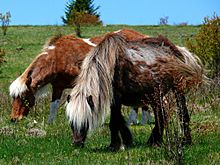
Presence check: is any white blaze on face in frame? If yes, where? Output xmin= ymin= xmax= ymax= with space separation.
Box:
xmin=9 ymin=77 xmax=28 ymax=97
xmin=82 ymin=39 xmax=97 ymax=47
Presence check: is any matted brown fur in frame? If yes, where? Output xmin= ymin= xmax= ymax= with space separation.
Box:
xmin=44 ymin=34 xmax=63 ymax=47
xmin=22 ymin=35 xmax=92 ymax=90
xmin=139 ymin=35 xmax=183 ymax=57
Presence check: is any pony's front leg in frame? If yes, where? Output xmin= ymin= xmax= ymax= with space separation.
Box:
xmin=175 ymin=91 xmax=192 ymax=145
xmin=109 ymin=102 xmax=123 ymax=151
xmin=109 ymin=100 xmax=133 ymax=151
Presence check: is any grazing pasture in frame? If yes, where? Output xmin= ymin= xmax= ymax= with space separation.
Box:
xmin=0 ymin=25 xmax=220 ymax=164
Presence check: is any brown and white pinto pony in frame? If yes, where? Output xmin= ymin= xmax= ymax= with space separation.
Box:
xmin=9 ymin=29 xmax=148 ymax=123
xmin=66 ymin=32 xmax=204 ymax=150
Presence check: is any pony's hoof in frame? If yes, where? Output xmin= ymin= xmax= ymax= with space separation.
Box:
xmin=182 ymin=137 xmax=192 ymax=145
xmin=122 ymin=140 xmax=133 ymax=148
xmin=10 ymin=118 xmax=16 ymax=123
xmin=119 ymin=144 xmax=125 ymax=151
xmin=147 ymin=141 xmax=161 ymax=148
xmin=73 ymin=142 xmax=85 ymax=148
xmin=108 ymin=144 xmax=125 ymax=151
xmin=147 ymin=137 xmax=162 ymax=147
xmin=124 ymin=142 xmax=133 ymax=149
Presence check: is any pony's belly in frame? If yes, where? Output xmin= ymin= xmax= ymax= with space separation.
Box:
xmin=120 ymin=93 xmax=148 ymax=107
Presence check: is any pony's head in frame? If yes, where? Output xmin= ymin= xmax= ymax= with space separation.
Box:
xmin=66 ymin=94 xmax=92 ymax=147
xmin=66 ymin=89 xmax=99 ymax=146
xmin=66 ymin=33 xmax=125 ymax=146
xmin=10 ymin=94 xmax=35 ymax=121
xmin=9 ymin=76 xmax=35 ymax=121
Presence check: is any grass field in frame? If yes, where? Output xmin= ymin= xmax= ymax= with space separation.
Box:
xmin=0 ymin=25 xmax=220 ymax=164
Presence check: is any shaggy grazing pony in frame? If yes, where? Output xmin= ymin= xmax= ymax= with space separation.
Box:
xmin=9 ymin=29 xmax=148 ymax=122
xmin=66 ymin=32 xmax=204 ymax=150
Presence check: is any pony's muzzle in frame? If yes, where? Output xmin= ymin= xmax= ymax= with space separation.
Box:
xmin=10 ymin=118 xmax=16 ymax=123
xmin=73 ymin=133 xmax=86 ymax=148
xmin=10 ymin=114 xmax=23 ymax=123
xmin=73 ymin=131 xmax=87 ymax=148
xmin=71 ymin=123 xmax=89 ymax=148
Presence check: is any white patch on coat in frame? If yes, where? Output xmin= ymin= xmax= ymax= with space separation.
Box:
xmin=82 ymin=39 xmax=97 ymax=47
xmin=40 ymin=52 xmax=48 ymax=55
xmin=37 ymin=52 xmax=49 ymax=58
xmin=48 ymin=45 xmax=55 ymax=50
xmin=113 ymin=30 xmax=122 ymax=34
xmin=9 ymin=77 xmax=28 ymax=97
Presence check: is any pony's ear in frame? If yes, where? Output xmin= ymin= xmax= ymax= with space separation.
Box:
xmin=25 ymin=70 xmax=33 ymax=89
xmin=86 ymin=95 xmax=94 ymax=111
xmin=25 ymin=76 xmax=32 ymax=89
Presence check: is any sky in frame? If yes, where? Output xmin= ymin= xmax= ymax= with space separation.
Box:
xmin=1 ymin=0 xmax=220 ymax=26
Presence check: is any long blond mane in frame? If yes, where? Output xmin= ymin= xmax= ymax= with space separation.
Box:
xmin=66 ymin=34 xmax=126 ymax=131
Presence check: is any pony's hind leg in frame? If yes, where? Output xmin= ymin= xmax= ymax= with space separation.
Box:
xmin=48 ymin=86 xmax=63 ymax=123
xmin=147 ymin=95 xmax=166 ymax=146
xmin=119 ymin=113 xmax=133 ymax=148
xmin=109 ymin=100 xmax=133 ymax=151
xmin=175 ymin=91 xmax=192 ymax=145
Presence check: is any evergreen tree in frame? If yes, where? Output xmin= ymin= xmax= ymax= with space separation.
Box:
xmin=61 ymin=0 xmax=101 ymax=37
xmin=61 ymin=0 xmax=100 ymax=26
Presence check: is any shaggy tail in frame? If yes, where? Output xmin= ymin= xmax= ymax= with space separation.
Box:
xmin=173 ymin=46 xmax=205 ymax=89
xmin=66 ymin=33 xmax=126 ymax=131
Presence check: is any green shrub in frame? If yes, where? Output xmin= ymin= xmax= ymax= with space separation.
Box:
xmin=0 ymin=48 xmax=5 ymax=74
xmin=0 ymin=48 xmax=5 ymax=65
xmin=72 ymin=11 xmax=102 ymax=37
xmin=186 ymin=14 xmax=220 ymax=77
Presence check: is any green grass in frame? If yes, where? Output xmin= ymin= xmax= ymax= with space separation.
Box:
xmin=0 ymin=25 xmax=219 ymax=164
xmin=0 ymin=121 xmax=165 ymax=164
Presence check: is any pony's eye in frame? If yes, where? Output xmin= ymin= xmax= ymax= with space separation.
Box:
xmin=86 ymin=95 xmax=94 ymax=110
xmin=67 ymin=95 xmax=71 ymax=103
